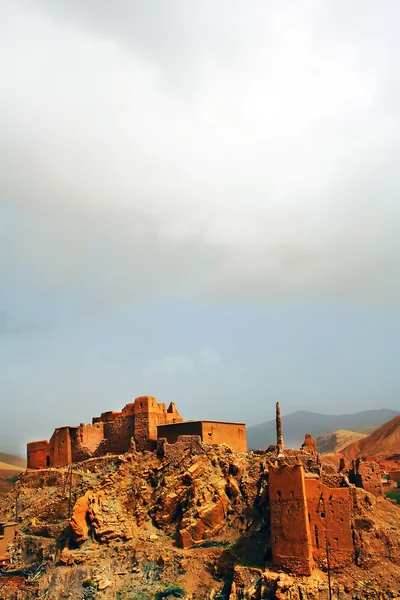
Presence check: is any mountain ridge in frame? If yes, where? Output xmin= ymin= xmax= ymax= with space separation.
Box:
xmin=247 ymin=408 xmax=399 ymax=450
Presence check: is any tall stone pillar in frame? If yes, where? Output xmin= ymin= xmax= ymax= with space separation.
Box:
xmin=276 ymin=402 xmax=285 ymax=457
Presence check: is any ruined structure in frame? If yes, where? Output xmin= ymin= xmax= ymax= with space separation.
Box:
xmin=157 ymin=420 xmax=247 ymax=453
xmin=0 ymin=522 xmax=17 ymax=565
xmin=269 ymin=464 xmax=354 ymax=574
xmin=3 ymin=400 xmax=398 ymax=598
xmin=348 ymin=458 xmax=383 ymax=496
xmin=27 ymin=396 xmax=248 ymax=468
xmin=27 ymin=396 xmax=183 ymax=469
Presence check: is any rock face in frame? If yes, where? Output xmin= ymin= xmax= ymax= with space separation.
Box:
xmin=66 ymin=447 xmax=264 ymax=550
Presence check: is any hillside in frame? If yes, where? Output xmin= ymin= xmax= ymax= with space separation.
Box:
xmin=316 ymin=429 xmax=368 ymax=454
xmin=0 ymin=452 xmax=26 ymax=502
xmin=247 ymin=408 xmax=398 ymax=450
xmin=342 ymin=414 xmax=400 ymax=459
xmin=0 ymin=452 xmax=26 ymax=469
xmin=1 ymin=445 xmax=400 ymax=598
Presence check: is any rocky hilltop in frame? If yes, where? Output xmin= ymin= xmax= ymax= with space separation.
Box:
xmin=1 ymin=438 xmax=399 ymax=599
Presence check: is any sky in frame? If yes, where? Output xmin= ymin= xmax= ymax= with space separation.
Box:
xmin=1 ymin=1 xmax=400 ymax=455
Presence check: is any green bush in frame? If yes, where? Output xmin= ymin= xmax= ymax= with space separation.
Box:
xmin=385 ymin=489 xmax=400 ymax=504
xmin=155 ymin=585 xmax=186 ymax=599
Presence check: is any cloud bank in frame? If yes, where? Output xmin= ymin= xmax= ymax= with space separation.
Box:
xmin=1 ymin=0 xmax=400 ymax=314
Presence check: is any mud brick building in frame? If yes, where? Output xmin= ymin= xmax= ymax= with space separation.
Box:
xmin=269 ymin=463 xmax=353 ymax=574
xmin=0 ymin=522 xmax=17 ymax=564
xmin=27 ymin=396 xmax=183 ymax=469
xmin=157 ymin=420 xmax=247 ymax=453
xmin=27 ymin=396 xmax=247 ymax=468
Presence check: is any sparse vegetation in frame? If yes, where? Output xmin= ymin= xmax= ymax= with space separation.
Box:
xmin=385 ymin=489 xmax=400 ymax=504
xmin=155 ymin=584 xmax=186 ymax=599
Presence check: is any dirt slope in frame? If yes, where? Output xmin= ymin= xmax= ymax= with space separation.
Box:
xmin=0 ymin=453 xmax=26 ymax=469
xmin=317 ymin=429 xmax=367 ymax=454
xmin=342 ymin=414 xmax=400 ymax=459
xmin=0 ymin=453 xmax=26 ymax=502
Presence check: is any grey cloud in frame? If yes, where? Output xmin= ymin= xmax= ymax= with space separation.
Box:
xmin=1 ymin=0 xmax=400 ymax=313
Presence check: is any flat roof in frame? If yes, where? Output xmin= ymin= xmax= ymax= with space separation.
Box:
xmin=157 ymin=420 xmax=246 ymax=426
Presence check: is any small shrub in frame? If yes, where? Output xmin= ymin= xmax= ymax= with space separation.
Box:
xmin=155 ymin=585 xmax=186 ymax=599
xmin=82 ymin=579 xmax=97 ymax=589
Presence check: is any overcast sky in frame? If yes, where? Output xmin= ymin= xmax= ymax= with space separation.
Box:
xmin=1 ymin=1 xmax=400 ymax=455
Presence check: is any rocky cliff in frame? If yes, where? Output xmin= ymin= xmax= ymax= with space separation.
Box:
xmin=0 ymin=443 xmax=399 ymax=599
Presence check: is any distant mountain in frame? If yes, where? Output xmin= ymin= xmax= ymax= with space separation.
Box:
xmin=316 ymin=429 xmax=367 ymax=455
xmin=342 ymin=414 xmax=400 ymax=460
xmin=247 ymin=409 xmax=399 ymax=451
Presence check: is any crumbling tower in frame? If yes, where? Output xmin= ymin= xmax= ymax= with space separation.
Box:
xmin=276 ymin=402 xmax=285 ymax=457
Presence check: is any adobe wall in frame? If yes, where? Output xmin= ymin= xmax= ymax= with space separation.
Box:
xmin=0 ymin=523 xmax=17 ymax=557
xmin=132 ymin=397 xmax=183 ymax=451
xmin=26 ymin=396 xmax=192 ymax=467
xmin=349 ymin=459 xmax=383 ymax=497
xmin=157 ymin=421 xmax=203 ymax=445
xmin=70 ymin=422 xmax=105 ymax=463
xmin=157 ymin=421 xmax=247 ymax=452
xmin=93 ymin=411 xmax=122 ymax=424
xmin=304 ymin=478 xmax=353 ymax=568
xmin=157 ymin=435 xmax=203 ymax=464
xmin=27 ymin=440 xmax=50 ymax=469
xmin=49 ymin=427 xmax=73 ymax=467
xmin=201 ymin=422 xmax=247 ymax=452
xmin=268 ymin=464 xmax=314 ymax=575
xmin=103 ymin=415 xmax=135 ymax=454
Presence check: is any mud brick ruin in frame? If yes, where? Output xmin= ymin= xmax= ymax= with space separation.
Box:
xmin=25 ymin=397 xmax=390 ymax=578
xmin=27 ymin=396 xmax=247 ymax=469
xmin=0 ymin=522 xmax=17 ymax=565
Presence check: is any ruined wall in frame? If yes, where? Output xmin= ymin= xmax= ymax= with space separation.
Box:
xmin=27 ymin=396 xmax=183 ymax=467
xmin=157 ymin=421 xmax=247 ymax=452
xmin=156 ymin=435 xmax=203 ymax=464
xmin=27 ymin=440 xmax=50 ymax=469
xmin=93 ymin=411 xmax=122 ymax=424
xmin=268 ymin=464 xmax=314 ymax=575
xmin=102 ymin=416 xmax=134 ymax=454
xmin=305 ymin=478 xmax=353 ymax=568
xmin=49 ymin=427 xmax=73 ymax=467
xmin=132 ymin=397 xmax=183 ymax=450
xmin=70 ymin=422 xmax=105 ymax=463
xmin=157 ymin=421 xmax=203 ymax=445
xmin=0 ymin=523 xmax=17 ymax=557
xmin=349 ymin=459 xmax=383 ymax=497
